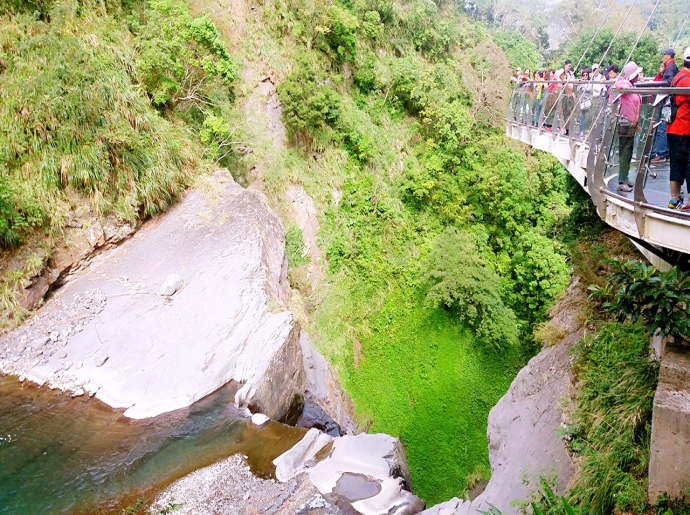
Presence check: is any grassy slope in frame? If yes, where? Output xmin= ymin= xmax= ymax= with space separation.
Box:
xmin=345 ymin=296 xmax=516 ymax=503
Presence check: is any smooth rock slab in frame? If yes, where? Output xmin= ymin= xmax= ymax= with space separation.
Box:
xmin=1 ymin=171 xmax=302 ymax=420
xmin=274 ymin=429 xmax=424 ymax=515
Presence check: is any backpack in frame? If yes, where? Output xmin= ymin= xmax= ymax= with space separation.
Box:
xmin=670 ymin=70 xmax=690 ymax=124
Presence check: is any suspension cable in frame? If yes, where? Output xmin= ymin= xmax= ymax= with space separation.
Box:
xmin=674 ymin=9 xmax=690 ymax=47
xmin=535 ymin=0 xmax=618 ymax=131
xmin=595 ymin=0 xmax=638 ymax=72
xmin=559 ymin=0 xmax=640 ymax=138
xmin=624 ymin=0 xmax=661 ymax=65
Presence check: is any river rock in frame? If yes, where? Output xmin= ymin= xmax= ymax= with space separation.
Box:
xmin=57 ymin=350 xmax=67 ymax=359
xmin=84 ymin=221 xmax=105 ymax=248
xmin=159 ymin=274 xmax=183 ymax=296
xmin=1 ymin=171 xmax=301 ymax=420
xmin=33 ymin=336 xmax=50 ymax=349
xmin=274 ymin=429 xmax=424 ymax=515
xmin=251 ymin=413 xmax=270 ymax=426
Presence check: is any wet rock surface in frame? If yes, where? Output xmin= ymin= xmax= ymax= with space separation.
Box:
xmin=296 ymin=398 xmax=342 ymax=437
xmin=274 ymin=429 xmax=424 ymax=515
xmin=149 ymin=454 xmax=342 ymax=515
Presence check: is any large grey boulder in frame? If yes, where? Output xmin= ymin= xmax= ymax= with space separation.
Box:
xmin=1 ymin=171 xmax=304 ymax=420
xmin=274 ymin=429 xmax=424 ymax=515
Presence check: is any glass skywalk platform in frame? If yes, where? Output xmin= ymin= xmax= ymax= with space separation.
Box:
xmin=506 ymin=82 xmax=690 ymax=268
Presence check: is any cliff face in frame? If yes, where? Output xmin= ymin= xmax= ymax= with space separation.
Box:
xmin=469 ymin=331 xmax=579 ymax=513
xmin=423 ymin=279 xmax=585 ymax=515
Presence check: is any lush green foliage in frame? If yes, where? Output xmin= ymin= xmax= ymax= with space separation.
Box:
xmin=285 ymin=224 xmax=309 ymax=269
xmin=527 ymin=478 xmax=582 ymax=515
xmin=277 ymin=56 xmax=341 ymax=138
xmin=0 ymin=176 xmax=46 ymax=248
xmin=589 ymin=259 xmax=690 ymax=342
xmin=493 ymin=29 xmax=540 ymax=70
xmin=265 ymin=0 xmax=576 ymax=502
xmin=424 ymin=228 xmax=519 ymax=349
xmin=1 ymin=0 xmax=581 ymax=504
xmin=0 ymin=0 xmax=236 ymax=250
xmin=510 ymin=230 xmax=570 ymax=322
xmin=128 ymin=0 xmax=235 ymax=108
xmin=560 ymin=29 xmax=659 ymax=75
xmin=0 ymin=2 xmax=199 ymax=246
xmin=322 ymin=294 xmax=515 ymax=504
xmin=566 ymin=323 xmax=658 ymax=515
xmin=481 ymin=477 xmax=582 ymax=515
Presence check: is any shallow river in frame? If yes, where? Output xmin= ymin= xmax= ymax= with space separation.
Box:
xmin=0 ymin=376 xmax=306 ymax=514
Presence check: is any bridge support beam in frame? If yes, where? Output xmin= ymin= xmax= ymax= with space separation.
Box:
xmin=648 ymin=342 xmax=690 ymax=503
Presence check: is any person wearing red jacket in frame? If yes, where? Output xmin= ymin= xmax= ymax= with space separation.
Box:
xmin=667 ymin=47 xmax=690 ymax=210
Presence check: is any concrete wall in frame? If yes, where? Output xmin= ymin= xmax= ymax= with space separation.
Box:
xmin=648 ymin=342 xmax=690 ymax=502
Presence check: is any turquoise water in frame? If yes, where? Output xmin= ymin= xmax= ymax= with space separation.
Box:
xmin=0 ymin=376 xmax=305 ymax=515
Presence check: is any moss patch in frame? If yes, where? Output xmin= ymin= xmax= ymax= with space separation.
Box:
xmin=335 ymin=289 xmax=517 ymax=505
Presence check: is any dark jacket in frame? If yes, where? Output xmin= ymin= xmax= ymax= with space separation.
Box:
xmin=662 ymin=60 xmax=680 ymax=84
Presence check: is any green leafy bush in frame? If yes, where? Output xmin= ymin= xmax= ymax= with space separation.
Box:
xmin=128 ymin=0 xmax=235 ymax=109
xmin=492 ymin=29 xmax=540 ymax=71
xmin=285 ymin=224 xmax=309 ymax=268
xmin=0 ymin=176 xmax=46 ymax=249
xmin=353 ymin=54 xmax=379 ymax=93
xmin=322 ymin=3 xmax=359 ymax=60
xmin=277 ymin=59 xmax=341 ymax=137
xmin=566 ymin=323 xmax=658 ymax=515
xmin=589 ymin=259 xmax=690 ymax=341
xmin=424 ymin=228 xmax=519 ymax=349
xmin=362 ymin=10 xmax=384 ymax=39
xmin=510 ymin=230 xmax=570 ymax=323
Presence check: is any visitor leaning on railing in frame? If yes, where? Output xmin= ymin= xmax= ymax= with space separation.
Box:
xmin=611 ymin=62 xmax=643 ymax=193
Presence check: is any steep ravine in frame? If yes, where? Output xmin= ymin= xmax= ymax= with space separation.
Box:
xmin=0 ymin=169 xmax=421 ymax=514
xmin=423 ymin=280 xmax=585 ymax=514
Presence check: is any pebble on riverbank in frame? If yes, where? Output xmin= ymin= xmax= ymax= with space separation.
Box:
xmin=148 ymin=454 xmax=339 ymax=515
xmin=0 ymin=289 xmax=109 ymax=395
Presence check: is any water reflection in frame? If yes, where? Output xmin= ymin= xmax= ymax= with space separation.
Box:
xmin=0 ymin=377 xmax=305 ymax=514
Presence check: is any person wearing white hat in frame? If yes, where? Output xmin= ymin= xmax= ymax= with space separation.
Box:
xmin=591 ymin=63 xmax=606 ymax=97
xmin=667 ymin=47 xmax=690 ymax=210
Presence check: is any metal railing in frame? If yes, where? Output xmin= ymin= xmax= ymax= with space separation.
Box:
xmin=506 ymin=81 xmax=690 ymax=267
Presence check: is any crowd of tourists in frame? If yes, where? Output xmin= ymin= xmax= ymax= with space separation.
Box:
xmin=510 ymin=60 xmax=620 ymax=136
xmin=510 ymin=46 xmax=690 ymax=209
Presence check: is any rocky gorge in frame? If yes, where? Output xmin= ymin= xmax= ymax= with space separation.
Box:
xmin=0 ymin=163 xmax=584 ymax=514
xmin=0 ymin=170 xmax=423 ymax=513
